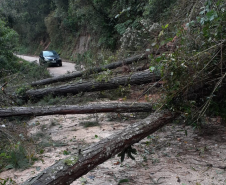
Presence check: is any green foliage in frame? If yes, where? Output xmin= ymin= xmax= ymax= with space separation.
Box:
xmin=196 ymin=0 xmax=226 ymax=43
xmin=44 ymin=12 xmax=63 ymax=48
xmin=0 ymin=152 xmax=11 ymax=171
xmin=0 ymin=178 xmax=16 ymax=185
xmin=115 ymin=19 xmax=133 ymax=35
xmin=208 ymin=100 xmax=226 ymax=121
xmin=0 ymin=0 xmax=179 ymax=53
xmin=16 ymin=85 xmax=30 ymax=96
xmin=39 ymin=149 xmax=44 ymax=154
xmin=0 ymin=56 xmax=50 ymax=87
xmin=143 ymin=0 xmax=177 ymax=22
xmin=0 ymin=0 xmax=52 ymax=45
xmin=0 ymin=57 xmax=50 ymax=106
xmin=0 ymin=19 xmax=18 ymax=58
xmin=148 ymin=0 xmax=226 ymax=123
xmin=19 ymin=61 xmax=50 ymax=80
xmin=118 ymin=179 xmax=129 ymax=184
xmin=118 ymin=145 xmax=137 ymax=162
xmin=96 ymin=69 xmax=112 ymax=82
xmin=64 ymin=157 xmax=78 ymax=166
xmin=74 ymin=51 xmax=95 ymax=67
xmin=36 ymin=95 xmax=66 ymax=106
xmin=0 ymin=19 xmax=19 ymax=78
xmin=63 ymin=150 xmax=70 ymax=155
xmin=0 ymin=143 xmax=33 ymax=171
xmin=79 ymin=121 xmax=99 ymax=128
xmin=8 ymin=145 xmax=30 ymax=169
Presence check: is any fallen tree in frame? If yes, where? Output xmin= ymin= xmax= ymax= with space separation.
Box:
xmin=21 ymin=111 xmax=177 ymax=185
xmin=0 ymin=102 xmax=152 ymax=117
xmin=31 ymin=53 xmax=149 ymax=87
xmin=26 ymin=70 xmax=161 ymax=100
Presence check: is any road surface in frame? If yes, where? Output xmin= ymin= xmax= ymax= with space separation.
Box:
xmin=17 ymin=55 xmax=76 ymax=77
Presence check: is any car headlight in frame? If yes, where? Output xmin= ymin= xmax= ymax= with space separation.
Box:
xmin=44 ymin=58 xmax=50 ymax=62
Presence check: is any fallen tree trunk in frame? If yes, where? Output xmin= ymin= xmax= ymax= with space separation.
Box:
xmin=31 ymin=53 xmax=149 ymax=87
xmin=21 ymin=111 xmax=177 ymax=185
xmin=26 ymin=70 xmax=160 ymax=100
xmin=0 ymin=102 xmax=152 ymax=117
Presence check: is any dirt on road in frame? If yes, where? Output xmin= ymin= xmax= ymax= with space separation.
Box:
xmin=0 ymin=111 xmax=225 ymax=185
xmin=17 ymin=55 xmax=76 ymax=77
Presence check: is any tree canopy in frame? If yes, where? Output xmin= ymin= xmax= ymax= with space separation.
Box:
xmin=0 ymin=19 xmax=19 ymax=77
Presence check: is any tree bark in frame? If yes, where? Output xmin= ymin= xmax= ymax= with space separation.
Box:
xmin=21 ymin=111 xmax=177 ymax=185
xmin=0 ymin=102 xmax=152 ymax=117
xmin=31 ymin=53 xmax=149 ymax=87
xmin=26 ymin=71 xmax=160 ymax=100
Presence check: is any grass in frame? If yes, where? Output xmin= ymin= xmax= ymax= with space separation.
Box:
xmin=31 ymin=131 xmax=51 ymax=146
xmin=79 ymin=121 xmax=99 ymax=128
xmin=50 ymin=119 xmax=60 ymax=127
xmin=0 ymin=143 xmax=37 ymax=171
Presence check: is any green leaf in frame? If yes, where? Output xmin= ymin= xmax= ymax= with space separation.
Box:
xmin=118 ymin=179 xmax=129 ymax=184
xmin=150 ymin=66 xmax=155 ymax=72
xmin=63 ymin=150 xmax=70 ymax=155
xmin=80 ymin=177 xmax=87 ymax=183
xmin=159 ymin=30 xmax=164 ymax=37
xmin=156 ymin=56 xmax=162 ymax=63
xmin=185 ymin=130 xmax=187 ymax=136
xmin=5 ymin=164 xmax=14 ymax=170
xmin=127 ymin=152 xmax=135 ymax=160
xmin=206 ymin=10 xmax=218 ymax=21
xmin=151 ymin=42 xmax=156 ymax=46
xmin=118 ymin=150 xmax=125 ymax=162
xmin=200 ymin=17 xmax=205 ymax=25
xmin=36 ymin=166 xmax=41 ymax=171
xmin=160 ymin=41 xmax=166 ymax=46
xmin=130 ymin=148 xmax=137 ymax=154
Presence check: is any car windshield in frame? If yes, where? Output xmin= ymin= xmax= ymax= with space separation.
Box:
xmin=43 ymin=51 xmax=58 ymax=57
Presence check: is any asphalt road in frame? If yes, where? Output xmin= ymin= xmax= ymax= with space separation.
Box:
xmin=17 ymin=55 xmax=76 ymax=77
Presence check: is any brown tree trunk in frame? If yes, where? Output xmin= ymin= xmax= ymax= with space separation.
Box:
xmin=0 ymin=102 xmax=152 ymax=117
xmin=26 ymin=71 xmax=160 ymax=100
xmin=31 ymin=53 xmax=149 ymax=87
xmin=21 ymin=111 xmax=177 ymax=185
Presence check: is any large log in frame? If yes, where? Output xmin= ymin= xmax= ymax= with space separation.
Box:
xmin=26 ymin=70 xmax=160 ymax=100
xmin=31 ymin=53 xmax=149 ymax=86
xmin=21 ymin=111 xmax=177 ymax=185
xmin=0 ymin=102 xmax=152 ymax=117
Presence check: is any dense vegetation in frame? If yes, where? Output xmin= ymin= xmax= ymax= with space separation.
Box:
xmin=0 ymin=19 xmax=19 ymax=77
xmin=0 ymin=0 xmax=177 ymax=56
xmin=0 ymin=16 xmax=50 ymax=177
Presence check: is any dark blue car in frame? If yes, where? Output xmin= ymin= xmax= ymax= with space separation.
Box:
xmin=39 ymin=50 xmax=62 ymax=67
